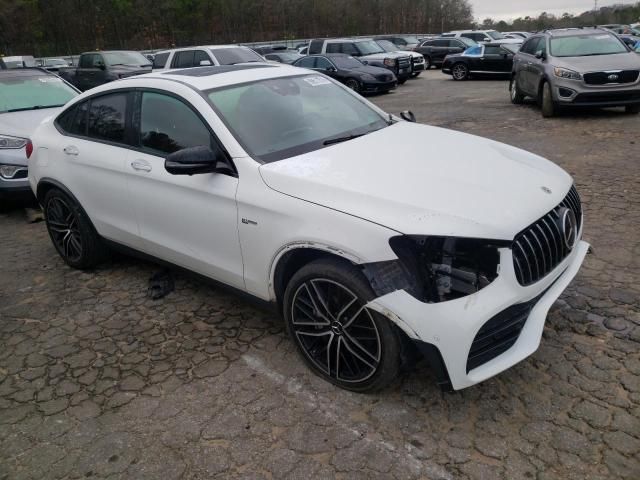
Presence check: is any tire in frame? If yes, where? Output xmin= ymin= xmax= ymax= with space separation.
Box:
xmin=424 ymin=57 xmax=431 ymax=70
xmin=540 ymin=81 xmax=558 ymax=118
xmin=625 ymin=104 xmax=640 ymax=114
xmin=43 ymin=188 xmax=107 ymax=269
xmin=510 ymin=76 xmax=525 ymax=104
xmin=283 ymin=258 xmax=402 ymax=393
xmin=345 ymin=78 xmax=360 ymax=92
xmin=451 ymin=63 xmax=469 ymax=81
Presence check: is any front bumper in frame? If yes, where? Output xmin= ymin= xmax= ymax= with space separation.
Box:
xmin=367 ymin=240 xmax=590 ymax=391
xmin=361 ymin=80 xmax=397 ymax=93
xmin=552 ymin=78 xmax=640 ymax=106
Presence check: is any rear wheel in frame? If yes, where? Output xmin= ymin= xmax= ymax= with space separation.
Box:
xmin=626 ymin=104 xmax=640 ymax=114
xmin=424 ymin=57 xmax=431 ymax=70
xmin=283 ymin=258 xmax=402 ymax=392
xmin=43 ymin=188 xmax=107 ymax=269
xmin=345 ymin=78 xmax=360 ymax=93
xmin=540 ymin=82 xmax=558 ymax=118
xmin=451 ymin=63 xmax=469 ymax=81
xmin=510 ymin=76 xmax=525 ymax=104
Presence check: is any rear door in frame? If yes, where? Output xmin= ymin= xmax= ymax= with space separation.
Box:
xmin=430 ymin=40 xmax=450 ymax=62
xmin=125 ymin=89 xmax=244 ymax=288
xmin=481 ymin=45 xmax=507 ymax=72
xmin=76 ymin=54 xmax=96 ymax=90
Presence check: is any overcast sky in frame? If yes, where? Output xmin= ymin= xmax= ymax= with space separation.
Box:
xmin=469 ymin=0 xmax=637 ymax=21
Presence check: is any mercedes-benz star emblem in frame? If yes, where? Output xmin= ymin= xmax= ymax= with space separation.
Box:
xmin=541 ymin=186 xmax=552 ymax=194
xmin=557 ymin=207 xmax=578 ymax=250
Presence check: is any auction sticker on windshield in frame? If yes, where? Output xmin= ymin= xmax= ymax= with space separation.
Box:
xmin=304 ymin=76 xmax=332 ymax=86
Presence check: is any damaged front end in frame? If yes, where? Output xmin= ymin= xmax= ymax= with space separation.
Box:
xmin=363 ymin=235 xmax=510 ymax=304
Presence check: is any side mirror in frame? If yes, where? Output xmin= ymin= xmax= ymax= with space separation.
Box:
xmin=535 ymin=50 xmax=546 ymax=60
xmin=199 ymin=60 xmax=212 ymax=66
xmin=165 ymin=146 xmax=221 ymax=175
xmin=400 ymin=110 xmax=416 ymax=122
xmin=97 ymin=63 xmax=106 ymax=70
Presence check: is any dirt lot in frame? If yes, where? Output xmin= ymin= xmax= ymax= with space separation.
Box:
xmin=1 ymin=70 xmax=639 ymax=480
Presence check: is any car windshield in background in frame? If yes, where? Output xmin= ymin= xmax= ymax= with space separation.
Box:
xmin=103 ymin=51 xmax=150 ymax=66
xmin=212 ymin=48 xmax=263 ymax=65
xmin=377 ymin=40 xmax=398 ymax=52
xmin=488 ymin=31 xmax=506 ymax=40
xmin=207 ymin=75 xmax=388 ymax=163
xmin=355 ymin=41 xmax=386 ymax=55
xmin=550 ymin=34 xmax=628 ymax=57
xmin=333 ymin=56 xmax=364 ymax=68
xmin=0 ymin=75 xmax=77 ymax=113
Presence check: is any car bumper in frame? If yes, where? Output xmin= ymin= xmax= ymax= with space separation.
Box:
xmin=412 ymin=62 xmax=425 ymax=73
xmin=552 ymin=81 xmax=640 ymax=106
xmin=366 ymin=239 xmax=590 ymax=391
xmin=362 ymin=80 xmax=397 ymax=93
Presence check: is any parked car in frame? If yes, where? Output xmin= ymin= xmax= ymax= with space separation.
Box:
xmin=153 ymin=45 xmax=265 ymax=70
xmin=58 ymin=51 xmax=151 ymax=91
xmin=599 ymin=24 xmax=640 ymax=36
xmin=29 ymin=64 xmax=588 ymax=392
xmin=0 ymin=68 xmax=79 ymax=199
xmin=441 ymin=30 xmax=522 ymax=45
xmin=36 ymin=58 xmax=71 ymax=72
xmin=504 ymin=32 xmax=532 ymax=39
xmin=619 ymin=34 xmax=640 ymax=51
xmin=252 ymin=45 xmax=288 ymax=55
xmin=373 ymin=35 xmax=420 ymax=51
xmin=510 ymin=28 xmax=640 ymax=117
xmin=293 ymin=53 xmax=397 ymax=94
xmin=0 ymin=55 xmax=36 ymax=69
xmin=264 ymin=51 xmax=303 ymax=65
xmin=414 ymin=37 xmax=477 ymax=69
xmin=442 ymin=43 xmax=519 ymax=80
xmin=308 ymin=38 xmax=412 ymax=83
xmin=375 ymin=40 xmax=425 ymax=76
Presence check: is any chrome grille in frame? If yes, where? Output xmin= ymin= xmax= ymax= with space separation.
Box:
xmin=512 ymin=186 xmax=582 ymax=286
xmin=583 ymin=70 xmax=639 ymax=85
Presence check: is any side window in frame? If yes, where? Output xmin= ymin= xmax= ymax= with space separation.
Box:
xmin=79 ymin=55 xmax=91 ymax=68
xmin=461 ymin=33 xmax=474 ymax=41
xmin=395 ymin=38 xmax=407 ymax=46
xmin=140 ymin=92 xmax=212 ymax=155
xmin=537 ymin=37 xmax=547 ymax=55
xmin=465 ymin=46 xmax=483 ymax=56
xmin=484 ymin=46 xmax=502 ymax=55
xmin=423 ymin=41 xmax=436 ymax=47
xmin=87 ymin=93 xmax=127 ymax=143
xmin=296 ymin=56 xmax=316 ymax=68
xmin=434 ymin=40 xmax=449 ymax=47
xmin=70 ymin=101 xmax=89 ymax=136
xmin=194 ymin=50 xmax=211 ymax=66
xmin=341 ymin=43 xmax=358 ymax=55
xmin=326 ymin=43 xmax=341 ymax=54
xmin=92 ymin=55 xmax=105 ymax=68
xmin=450 ymin=40 xmax=465 ymax=48
xmin=521 ymin=38 xmax=540 ymax=55
xmin=153 ymin=52 xmax=169 ymax=69
xmin=173 ymin=50 xmax=195 ymax=68
xmin=315 ymin=57 xmax=332 ymax=69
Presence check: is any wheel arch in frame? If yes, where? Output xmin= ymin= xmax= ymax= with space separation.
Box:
xmin=36 ymin=178 xmax=99 ymax=232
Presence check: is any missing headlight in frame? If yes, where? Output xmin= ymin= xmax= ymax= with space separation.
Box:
xmin=380 ymin=235 xmax=508 ymax=303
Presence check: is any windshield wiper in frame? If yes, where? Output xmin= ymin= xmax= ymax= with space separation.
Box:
xmin=7 ymin=104 xmax=65 ymax=112
xmin=323 ymin=133 xmax=366 ymax=146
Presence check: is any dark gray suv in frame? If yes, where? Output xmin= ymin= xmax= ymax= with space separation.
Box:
xmin=510 ymin=28 xmax=640 ymax=117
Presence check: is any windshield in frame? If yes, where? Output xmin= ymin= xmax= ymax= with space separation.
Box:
xmin=0 ymin=75 xmax=77 ymax=113
xmin=488 ymin=31 xmax=506 ymax=40
xmin=550 ymin=33 xmax=628 ymax=57
xmin=212 ymin=48 xmax=263 ymax=65
xmin=104 ymin=51 xmax=150 ymax=66
xmin=333 ymin=56 xmax=364 ymax=68
xmin=355 ymin=41 xmax=385 ymax=55
xmin=400 ymin=36 xmax=419 ymax=44
xmin=207 ymin=75 xmax=388 ymax=163
xmin=377 ymin=40 xmax=398 ymax=52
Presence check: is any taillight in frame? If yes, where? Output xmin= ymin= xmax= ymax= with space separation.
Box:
xmin=26 ymin=140 xmax=33 ymax=159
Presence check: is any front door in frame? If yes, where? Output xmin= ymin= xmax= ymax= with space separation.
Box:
xmin=125 ymin=90 xmax=244 ymax=289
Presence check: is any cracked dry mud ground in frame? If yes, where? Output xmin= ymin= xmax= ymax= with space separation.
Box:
xmin=1 ymin=70 xmax=639 ymax=479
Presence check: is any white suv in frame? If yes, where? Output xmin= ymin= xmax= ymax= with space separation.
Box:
xmin=28 ymin=63 xmax=589 ymax=392
xmin=442 ymin=30 xmax=522 ymax=45
xmin=152 ymin=45 xmax=264 ymax=70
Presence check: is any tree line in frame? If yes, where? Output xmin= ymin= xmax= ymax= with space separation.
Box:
xmin=0 ymin=0 xmax=473 ymax=56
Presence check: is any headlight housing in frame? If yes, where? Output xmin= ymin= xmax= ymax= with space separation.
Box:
xmin=553 ymin=67 xmax=581 ymax=80
xmin=383 ymin=57 xmax=397 ymax=67
xmin=364 ymin=236 xmax=507 ymax=303
xmin=0 ymin=135 xmax=28 ymax=149
xmin=360 ymin=73 xmax=377 ymax=81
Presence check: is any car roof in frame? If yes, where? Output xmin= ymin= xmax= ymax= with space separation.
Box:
xmin=155 ymin=45 xmax=252 ymax=54
xmin=0 ymin=68 xmax=53 ymax=78
xmin=543 ymin=28 xmax=610 ymax=37
xmin=113 ymin=63 xmax=306 ymax=91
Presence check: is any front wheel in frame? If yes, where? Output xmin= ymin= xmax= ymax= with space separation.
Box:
xmin=345 ymin=78 xmax=360 ymax=92
xmin=451 ymin=63 xmax=469 ymax=81
xmin=626 ymin=104 xmax=640 ymax=114
xmin=510 ymin=77 xmax=525 ymax=104
xmin=43 ymin=188 xmax=107 ymax=269
xmin=283 ymin=258 xmax=402 ymax=392
xmin=540 ymin=82 xmax=558 ymax=118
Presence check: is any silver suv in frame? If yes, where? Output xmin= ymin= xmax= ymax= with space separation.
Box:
xmin=510 ymin=28 xmax=640 ymax=117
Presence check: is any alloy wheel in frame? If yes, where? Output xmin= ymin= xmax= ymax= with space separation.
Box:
xmin=290 ymin=279 xmax=382 ymax=383
xmin=452 ymin=64 xmax=467 ymax=80
xmin=46 ymin=196 xmax=83 ymax=263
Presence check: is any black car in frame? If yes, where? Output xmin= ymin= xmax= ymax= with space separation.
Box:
xmin=264 ymin=51 xmax=303 ymax=64
xmin=414 ymin=37 xmax=477 ymax=69
xmin=442 ymin=43 xmax=519 ymax=80
xmin=293 ymin=54 xmax=397 ymax=94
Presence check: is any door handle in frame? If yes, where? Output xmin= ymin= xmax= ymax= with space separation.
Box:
xmin=63 ymin=145 xmax=79 ymax=156
xmin=131 ymin=159 xmax=152 ymax=172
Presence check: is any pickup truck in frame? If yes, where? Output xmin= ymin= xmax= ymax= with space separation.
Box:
xmin=308 ymin=38 xmax=412 ymax=84
xmin=58 ymin=51 xmax=151 ymax=91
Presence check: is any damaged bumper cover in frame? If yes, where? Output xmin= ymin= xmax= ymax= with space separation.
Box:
xmin=365 ymin=240 xmax=590 ymax=391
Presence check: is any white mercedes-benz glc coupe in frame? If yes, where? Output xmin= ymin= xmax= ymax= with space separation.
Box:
xmin=28 ymin=63 xmax=589 ymax=392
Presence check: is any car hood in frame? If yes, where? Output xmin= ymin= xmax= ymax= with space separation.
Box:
xmin=350 ymin=65 xmax=395 ymax=76
xmin=551 ymin=52 xmax=640 ymax=72
xmin=259 ymin=122 xmax=572 ymax=240
xmin=0 ymin=108 xmax=62 ymax=138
